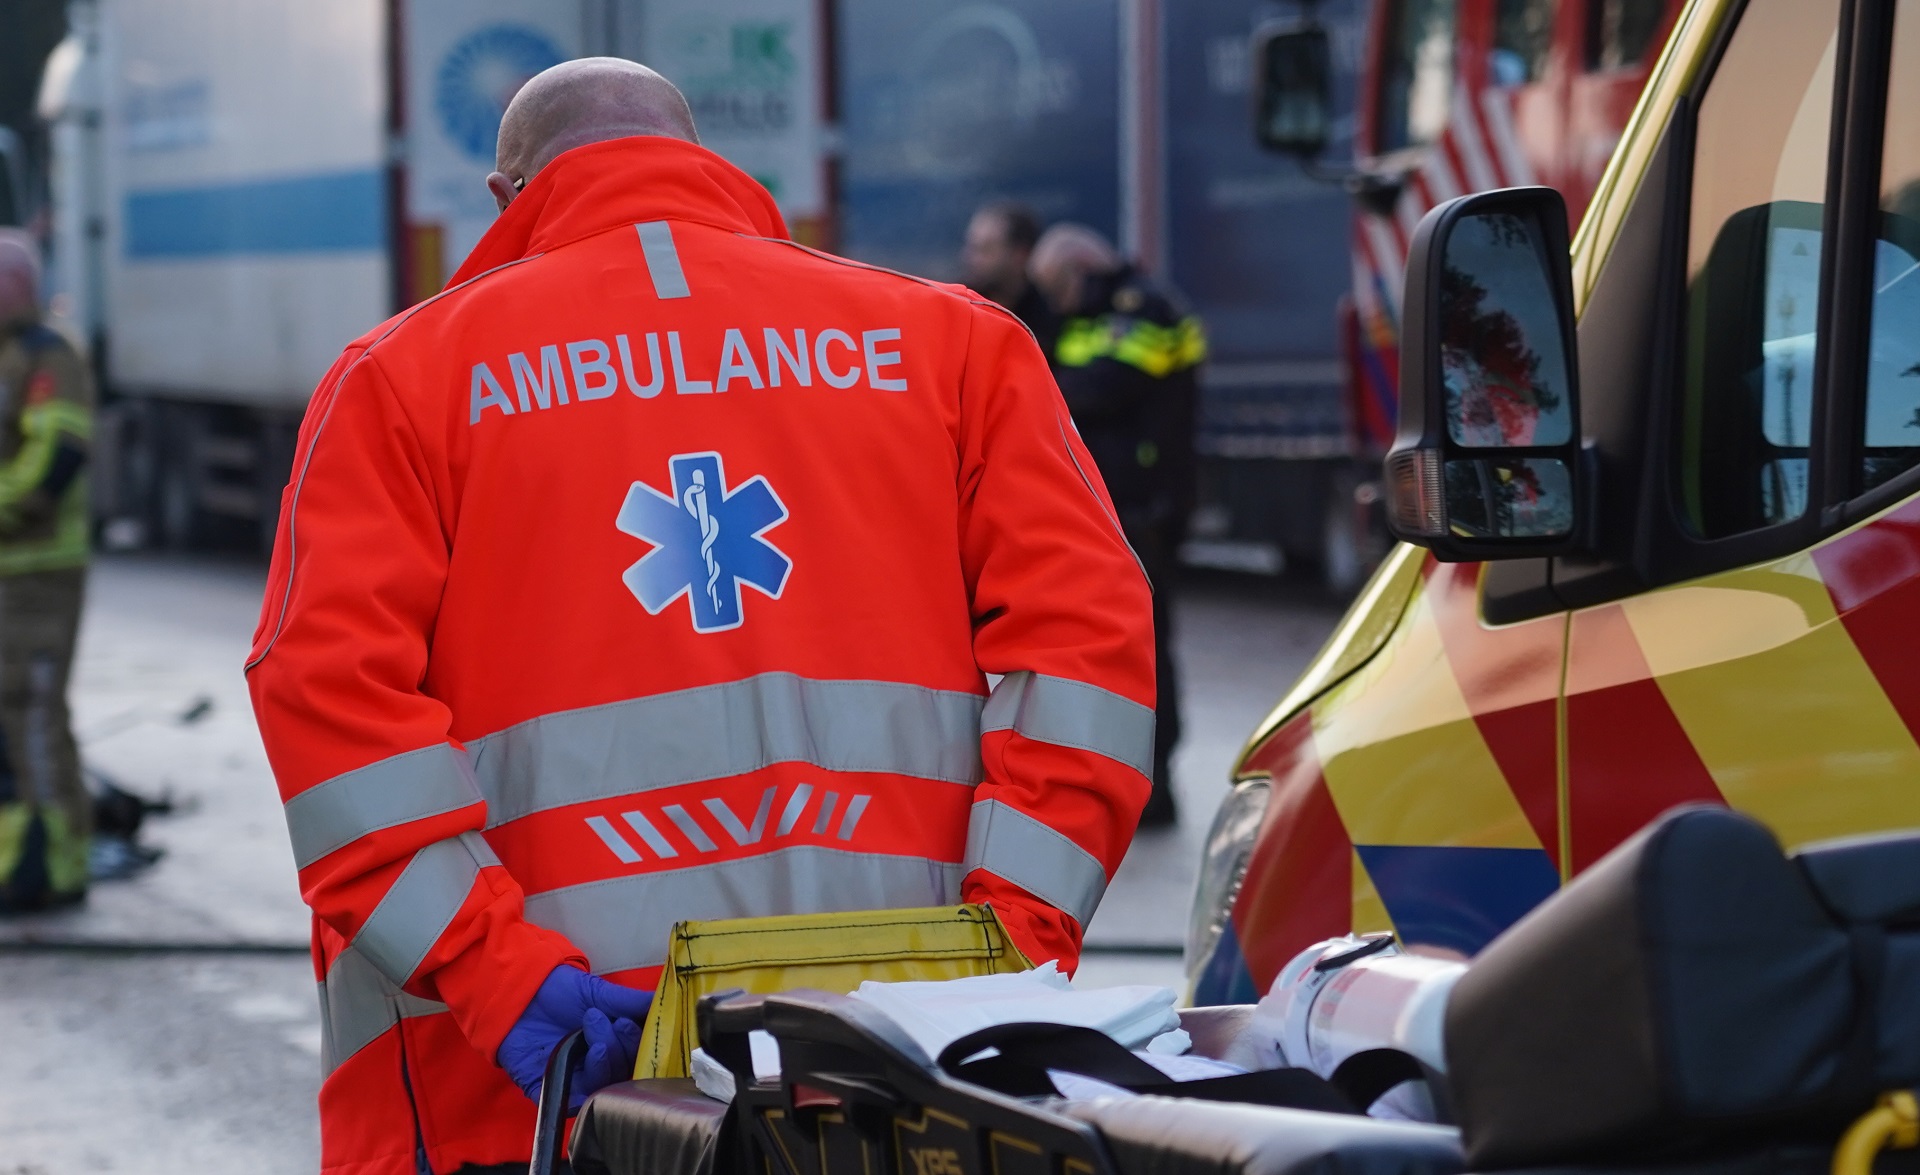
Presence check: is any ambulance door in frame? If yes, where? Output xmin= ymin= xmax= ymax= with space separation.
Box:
xmin=1562 ymin=0 xmax=1920 ymax=871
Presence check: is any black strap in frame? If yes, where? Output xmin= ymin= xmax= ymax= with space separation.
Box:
xmin=935 ymin=1021 xmax=1361 ymax=1114
xmin=1329 ymin=1048 xmax=1455 ymax=1124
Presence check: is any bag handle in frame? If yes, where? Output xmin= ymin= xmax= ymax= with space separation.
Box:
xmin=938 ymin=1021 xmax=1169 ymax=1096
xmin=935 ymin=1021 xmax=1363 ymax=1115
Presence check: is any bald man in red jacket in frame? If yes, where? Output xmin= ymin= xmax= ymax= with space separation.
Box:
xmin=247 ymin=59 xmax=1153 ymax=1174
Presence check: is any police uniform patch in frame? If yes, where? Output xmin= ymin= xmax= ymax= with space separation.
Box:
xmin=1114 ymin=286 xmax=1145 ymax=314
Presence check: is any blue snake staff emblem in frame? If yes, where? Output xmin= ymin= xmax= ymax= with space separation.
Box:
xmin=617 ymin=452 xmax=791 ymax=633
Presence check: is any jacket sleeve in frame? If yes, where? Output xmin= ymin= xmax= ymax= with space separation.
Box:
xmin=953 ymin=302 xmax=1156 ymax=972
xmin=246 ymin=348 xmax=584 ymax=1060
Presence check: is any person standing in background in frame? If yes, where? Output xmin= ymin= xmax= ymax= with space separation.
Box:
xmin=1031 ymin=224 xmax=1203 ymax=829
xmin=961 ymin=201 xmax=1060 ymax=355
xmin=0 ymin=229 xmax=93 ymax=912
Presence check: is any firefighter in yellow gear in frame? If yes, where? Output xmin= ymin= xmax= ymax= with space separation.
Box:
xmin=0 ymin=231 xmax=93 ymax=913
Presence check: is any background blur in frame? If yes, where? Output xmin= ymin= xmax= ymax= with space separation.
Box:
xmin=2 ymin=0 xmax=1376 ymax=591
xmin=0 ymin=1 xmax=1360 ymax=1169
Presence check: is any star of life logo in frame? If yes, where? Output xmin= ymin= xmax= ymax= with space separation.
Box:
xmin=617 ymin=452 xmax=791 ymax=633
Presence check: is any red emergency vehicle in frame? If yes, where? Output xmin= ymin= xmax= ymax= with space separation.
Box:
xmin=1262 ymin=0 xmax=1684 ymax=544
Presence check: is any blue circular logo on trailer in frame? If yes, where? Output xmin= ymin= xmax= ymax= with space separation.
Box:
xmin=436 ymin=25 xmax=565 ymax=162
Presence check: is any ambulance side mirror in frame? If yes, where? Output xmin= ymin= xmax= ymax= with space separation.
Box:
xmin=1252 ymin=21 xmax=1333 ymax=158
xmin=1387 ymin=187 xmax=1588 ymax=562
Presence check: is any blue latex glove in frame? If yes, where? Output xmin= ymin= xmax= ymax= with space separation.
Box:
xmin=498 ymin=965 xmax=652 ymax=1109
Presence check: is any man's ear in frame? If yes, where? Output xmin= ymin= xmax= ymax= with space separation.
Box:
xmin=486 ymin=171 xmax=518 ymax=213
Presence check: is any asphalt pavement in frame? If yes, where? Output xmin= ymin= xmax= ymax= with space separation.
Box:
xmin=0 ymin=553 xmax=1343 ymax=1173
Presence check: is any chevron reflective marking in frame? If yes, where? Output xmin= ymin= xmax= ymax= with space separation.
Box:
xmin=704 ymin=787 xmax=776 ymax=845
xmin=585 ymin=783 xmax=875 ymax=863
xmin=522 ymin=844 xmax=967 ymax=975
xmin=776 ymin=783 xmax=814 ymax=836
xmin=811 ymin=791 xmax=840 ymax=835
xmin=662 ymin=804 xmax=718 ymax=853
xmin=622 ymin=809 xmax=678 ymax=858
xmin=585 ymin=815 xmax=642 ymax=864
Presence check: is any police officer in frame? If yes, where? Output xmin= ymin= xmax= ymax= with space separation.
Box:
xmin=0 ymin=230 xmax=93 ymax=912
xmin=248 ymin=61 xmax=1153 ymax=1174
xmin=961 ymin=201 xmax=1059 ymax=355
xmin=1031 ymin=224 xmax=1203 ymax=828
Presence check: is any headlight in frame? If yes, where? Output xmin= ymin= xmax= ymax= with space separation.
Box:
xmin=1184 ymin=779 xmax=1273 ymax=972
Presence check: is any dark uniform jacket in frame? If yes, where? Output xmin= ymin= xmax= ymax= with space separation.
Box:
xmin=1049 ymin=266 xmax=1205 ymax=540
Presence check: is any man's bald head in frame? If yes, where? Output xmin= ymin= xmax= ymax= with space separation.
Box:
xmin=0 ymin=229 xmax=41 ymax=327
xmin=1030 ymin=223 xmax=1122 ymax=316
xmin=488 ymin=58 xmax=699 ymax=211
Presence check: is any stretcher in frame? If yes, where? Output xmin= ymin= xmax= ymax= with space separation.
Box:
xmin=531 ymin=989 xmax=1912 ymax=1175
xmin=525 ymin=809 xmax=1920 ymax=1175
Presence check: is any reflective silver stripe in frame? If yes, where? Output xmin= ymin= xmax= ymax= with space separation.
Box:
xmin=586 ymin=816 xmax=642 ymax=864
xmin=636 ymin=221 xmax=691 ymax=299
xmin=318 ymin=945 xmax=448 ymax=1076
xmin=523 ymin=845 xmax=966 ymax=975
xmin=471 ymin=674 xmax=985 ymax=827
xmin=964 ymin=798 xmax=1108 ymax=927
xmin=980 ymin=671 xmax=1155 ymax=776
xmin=283 ymin=744 xmax=484 ymax=870
xmin=353 ymin=832 xmax=498 ymax=984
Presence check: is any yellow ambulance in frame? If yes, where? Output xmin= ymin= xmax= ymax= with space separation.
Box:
xmin=1191 ymin=0 xmax=1920 ymax=1003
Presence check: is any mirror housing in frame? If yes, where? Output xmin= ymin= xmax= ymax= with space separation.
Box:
xmin=1387 ymin=187 xmax=1587 ymax=561
xmin=1251 ymin=20 xmax=1333 ymax=158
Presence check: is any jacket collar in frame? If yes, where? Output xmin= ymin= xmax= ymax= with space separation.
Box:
xmin=446 ymin=136 xmax=790 ymax=288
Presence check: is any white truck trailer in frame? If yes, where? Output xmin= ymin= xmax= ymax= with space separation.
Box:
xmin=36 ymin=0 xmax=826 ymax=549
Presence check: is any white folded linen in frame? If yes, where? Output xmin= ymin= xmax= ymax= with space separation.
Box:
xmin=848 ymin=962 xmax=1183 ymax=1059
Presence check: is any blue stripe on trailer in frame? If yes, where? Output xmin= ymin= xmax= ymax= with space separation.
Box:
xmin=125 ymin=169 xmax=387 ymax=258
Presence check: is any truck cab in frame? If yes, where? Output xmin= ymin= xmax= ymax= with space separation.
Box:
xmin=1194 ymin=0 xmax=1920 ymax=1004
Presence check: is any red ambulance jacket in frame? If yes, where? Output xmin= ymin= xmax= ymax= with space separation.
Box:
xmin=247 ymin=136 xmax=1154 ymax=1175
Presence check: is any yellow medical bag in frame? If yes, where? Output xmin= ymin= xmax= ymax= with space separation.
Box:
xmin=634 ymin=904 xmax=1032 ymax=1079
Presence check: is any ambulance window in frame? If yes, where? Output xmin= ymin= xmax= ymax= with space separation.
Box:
xmin=1859 ymin=2 xmax=1920 ymax=494
xmin=1678 ymin=0 xmax=1840 ymax=539
xmin=1493 ymin=0 xmax=1558 ymax=86
xmin=1377 ymin=0 xmax=1458 ymax=153
xmin=1585 ymin=0 xmax=1666 ymax=72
